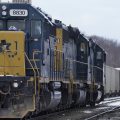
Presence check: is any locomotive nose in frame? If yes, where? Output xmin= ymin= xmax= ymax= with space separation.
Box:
xmin=0 ymin=31 xmax=25 ymax=76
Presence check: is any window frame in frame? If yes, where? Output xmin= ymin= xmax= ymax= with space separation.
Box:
xmin=31 ymin=20 xmax=42 ymax=37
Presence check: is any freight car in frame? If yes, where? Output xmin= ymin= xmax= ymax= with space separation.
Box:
xmin=104 ymin=66 xmax=120 ymax=97
xmin=0 ymin=2 xmax=106 ymax=118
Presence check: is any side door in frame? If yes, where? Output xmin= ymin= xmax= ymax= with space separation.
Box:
xmin=28 ymin=20 xmax=42 ymax=76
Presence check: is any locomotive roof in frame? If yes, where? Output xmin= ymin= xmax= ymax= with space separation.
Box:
xmin=0 ymin=3 xmax=53 ymax=25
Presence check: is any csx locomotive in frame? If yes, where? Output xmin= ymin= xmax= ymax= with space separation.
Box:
xmin=0 ymin=2 xmax=106 ymax=118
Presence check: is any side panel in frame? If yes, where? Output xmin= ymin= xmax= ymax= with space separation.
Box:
xmin=105 ymin=66 xmax=119 ymax=94
xmin=105 ymin=66 xmax=111 ymax=94
xmin=111 ymin=68 xmax=115 ymax=93
xmin=115 ymin=69 xmax=119 ymax=93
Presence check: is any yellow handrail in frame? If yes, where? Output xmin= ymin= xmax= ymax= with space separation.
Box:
xmin=32 ymin=50 xmax=42 ymax=77
xmin=24 ymin=52 xmax=37 ymax=95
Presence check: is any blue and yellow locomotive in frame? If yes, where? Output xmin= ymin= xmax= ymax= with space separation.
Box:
xmin=0 ymin=2 xmax=106 ymax=118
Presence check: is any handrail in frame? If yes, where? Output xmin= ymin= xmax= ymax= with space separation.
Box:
xmin=32 ymin=50 xmax=42 ymax=95
xmin=0 ymin=49 xmax=39 ymax=111
xmin=93 ymin=65 xmax=103 ymax=71
xmin=0 ymin=49 xmax=39 ymax=75
xmin=2 ymin=50 xmax=37 ymax=95
xmin=33 ymin=50 xmax=42 ymax=77
xmin=2 ymin=49 xmax=103 ymax=71
xmin=65 ymin=58 xmax=103 ymax=71
xmin=24 ymin=52 xmax=37 ymax=95
xmin=0 ymin=50 xmax=37 ymax=99
xmin=0 ymin=50 xmax=37 ymax=76
xmin=65 ymin=58 xmax=88 ymax=65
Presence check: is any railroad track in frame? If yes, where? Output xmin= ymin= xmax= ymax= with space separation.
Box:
xmin=25 ymin=97 xmax=120 ymax=120
xmin=85 ymin=106 xmax=120 ymax=120
xmin=25 ymin=107 xmax=74 ymax=120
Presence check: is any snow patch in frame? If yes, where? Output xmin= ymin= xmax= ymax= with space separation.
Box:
xmin=83 ymin=110 xmax=92 ymax=114
xmin=107 ymin=101 xmax=120 ymax=106
xmin=96 ymin=107 xmax=109 ymax=110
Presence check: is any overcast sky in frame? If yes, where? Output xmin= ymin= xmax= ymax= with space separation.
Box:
xmin=2 ymin=0 xmax=120 ymax=41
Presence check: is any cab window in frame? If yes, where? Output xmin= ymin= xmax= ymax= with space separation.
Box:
xmin=7 ymin=20 xmax=25 ymax=31
xmin=80 ymin=42 xmax=86 ymax=54
xmin=97 ymin=51 xmax=102 ymax=60
xmin=31 ymin=20 xmax=42 ymax=37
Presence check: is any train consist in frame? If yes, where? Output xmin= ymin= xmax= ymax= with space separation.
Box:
xmin=0 ymin=2 xmax=106 ymax=119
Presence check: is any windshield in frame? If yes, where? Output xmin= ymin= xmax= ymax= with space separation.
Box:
xmin=7 ymin=20 xmax=25 ymax=31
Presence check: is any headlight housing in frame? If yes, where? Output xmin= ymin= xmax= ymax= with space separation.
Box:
xmin=13 ymin=82 xmax=19 ymax=88
xmin=2 ymin=5 xmax=7 ymax=10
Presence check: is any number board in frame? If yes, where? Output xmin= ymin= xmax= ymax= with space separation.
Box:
xmin=9 ymin=9 xmax=28 ymax=17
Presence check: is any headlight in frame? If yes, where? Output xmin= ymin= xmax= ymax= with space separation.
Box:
xmin=2 ymin=11 xmax=7 ymax=16
xmin=13 ymin=82 xmax=19 ymax=88
xmin=2 ymin=5 xmax=7 ymax=10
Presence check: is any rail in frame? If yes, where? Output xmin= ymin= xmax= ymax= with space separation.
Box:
xmin=85 ymin=106 xmax=120 ymax=120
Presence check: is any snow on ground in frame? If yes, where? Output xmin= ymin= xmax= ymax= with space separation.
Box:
xmin=83 ymin=110 xmax=92 ymax=114
xmin=99 ymin=96 xmax=120 ymax=104
xmin=96 ymin=107 xmax=109 ymax=110
xmin=104 ymin=96 xmax=120 ymax=101
xmin=107 ymin=101 xmax=120 ymax=106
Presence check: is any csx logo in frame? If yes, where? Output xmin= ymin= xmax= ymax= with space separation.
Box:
xmin=0 ymin=40 xmax=18 ymax=57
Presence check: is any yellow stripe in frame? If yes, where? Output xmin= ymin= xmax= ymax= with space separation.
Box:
xmin=55 ymin=28 xmax=63 ymax=71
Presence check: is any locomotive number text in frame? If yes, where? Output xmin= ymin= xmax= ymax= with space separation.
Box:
xmin=10 ymin=9 xmax=28 ymax=16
